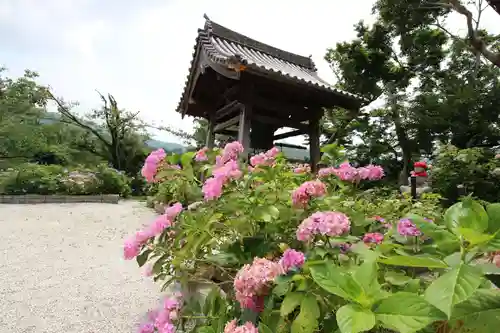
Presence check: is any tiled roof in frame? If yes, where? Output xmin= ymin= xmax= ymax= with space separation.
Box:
xmin=488 ymin=0 xmax=500 ymax=14
xmin=177 ymin=15 xmax=368 ymax=115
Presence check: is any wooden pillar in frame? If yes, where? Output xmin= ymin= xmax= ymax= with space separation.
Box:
xmin=309 ymin=110 xmax=322 ymax=173
xmin=205 ymin=111 xmax=216 ymax=149
xmin=238 ymin=103 xmax=252 ymax=159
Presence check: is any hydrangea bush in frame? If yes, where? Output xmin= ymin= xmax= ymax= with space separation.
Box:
xmin=126 ymin=142 xmax=500 ymax=333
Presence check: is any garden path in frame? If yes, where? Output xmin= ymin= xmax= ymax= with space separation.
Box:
xmin=0 ymin=201 xmax=159 ymax=333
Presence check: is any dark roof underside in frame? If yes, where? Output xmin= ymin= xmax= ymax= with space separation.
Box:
xmin=488 ymin=0 xmax=500 ymax=14
xmin=177 ymin=16 xmax=368 ymax=116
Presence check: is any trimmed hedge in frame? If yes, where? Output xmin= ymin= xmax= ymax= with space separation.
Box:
xmin=0 ymin=163 xmax=131 ymax=197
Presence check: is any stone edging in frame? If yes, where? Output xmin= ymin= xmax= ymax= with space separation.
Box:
xmin=0 ymin=194 xmax=120 ymax=204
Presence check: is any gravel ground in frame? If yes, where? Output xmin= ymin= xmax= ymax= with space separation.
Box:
xmin=0 ymin=201 xmax=161 ymax=333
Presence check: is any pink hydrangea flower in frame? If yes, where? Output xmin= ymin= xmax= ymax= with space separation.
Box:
xmin=202 ymin=176 xmax=225 ymax=201
xmin=493 ymin=254 xmax=500 ymax=268
xmin=139 ymin=295 xmax=182 ymax=333
xmin=266 ymin=147 xmax=280 ymax=158
xmin=202 ymin=145 xmax=244 ymax=201
xmin=234 ymin=257 xmax=284 ymax=311
xmin=318 ymin=162 xmax=384 ymax=182
xmin=279 ymin=249 xmax=305 ymax=272
xmin=203 ymin=159 xmax=243 ymax=201
xmin=338 ymin=243 xmax=352 ymax=253
xmin=165 ymin=202 xmax=183 ymax=220
xmin=213 ymin=160 xmax=243 ymax=180
xmin=141 ymin=149 xmax=167 ymax=182
xmin=217 ymin=141 xmax=244 ymax=166
xmin=363 ymin=232 xmax=384 ymax=245
xmin=297 ymin=211 xmax=351 ymax=242
xmin=318 ymin=167 xmax=336 ymax=177
xmin=224 ymin=319 xmax=259 ymax=333
xmin=124 ymin=237 xmax=141 ymax=260
xmin=294 ymin=164 xmax=311 ymax=174
xmin=364 ymin=165 xmax=385 ymax=180
xmin=195 ymin=147 xmax=208 ymax=161
xmin=138 ymin=322 xmax=155 ymax=333
xmin=372 ymin=215 xmax=392 ymax=229
xmin=397 ymin=218 xmax=422 ymax=237
xmin=334 ymin=162 xmax=359 ymax=182
xmin=292 ymin=180 xmax=327 ymax=208
xmin=148 ymin=214 xmax=173 ymax=236
xmin=143 ymin=264 xmax=153 ymax=277
xmin=249 ymin=147 xmax=280 ymax=168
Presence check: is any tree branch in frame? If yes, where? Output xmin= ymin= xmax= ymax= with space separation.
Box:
xmin=47 ymin=89 xmax=112 ymax=148
xmin=443 ymin=0 xmax=500 ymax=67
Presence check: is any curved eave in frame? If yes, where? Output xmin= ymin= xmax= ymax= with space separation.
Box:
xmin=177 ymin=28 xmax=370 ymax=117
xmin=487 ymin=0 xmax=500 ymax=15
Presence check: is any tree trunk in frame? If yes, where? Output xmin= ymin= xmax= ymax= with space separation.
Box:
xmin=391 ymin=111 xmax=412 ymax=185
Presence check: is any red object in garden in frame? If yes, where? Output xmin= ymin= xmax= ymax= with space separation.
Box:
xmin=414 ymin=161 xmax=428 ymax=169
xmin=411 ymin=161 xmax=428 ymax=178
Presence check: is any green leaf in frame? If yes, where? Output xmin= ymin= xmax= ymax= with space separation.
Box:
xmin=204 ymin=252 xmax=239 ymax=266
xmin=444 ymin=251 xmax=476 ymax=267
xmin=486 ymin=203 xmax=500 ymax=234
xmin=402 ymin=279 xmax=421 ymax=293
xmin=196 ymin=327 xmax=215 ymax=333
xmin=457 ymin=227 xmax=494 ymax=246
xmin=378 ymin=255 xmax=448 ymax=268
xmin=202 ymin=287 xmax=225 ymax=317
xmin=350 ymin=243 xmax=380 ymax=262
xmin=384 ymin=271 xmax=413 ymax=286
xmin=336 ymin=304 xmax=375 ymax=333
xmin=424 ymin=263 xmax=483 ymax=318
xmin=259 ymin=323 xmax=274 ymax=333
xmin=273 ymin=276 xmax=291 ymax=297
xmin=152 ymin=254 xmax=168 ymax=274
xmin=450 ymin=289 xmax=500 ymax=333
xmin=256 ymin=205 xmax=280 ymax=222
xmin=476 ymin=262 xmax=500 ymax=275
xmin=290 ymin=295 xmax=319 ymax=333
xmin=180 ymin=151 xmax=195 ymax=168
xmin=374 ymin=292 xmax=446 ymax=333
xmin=352 ymin=260 xmax=383 ymax=303
xmin=301 ymin=294 xmax=320 ymax=318
xmin=409 ymin=215 xmax=460 ymax=252
xmin=136 ymin=249 xmax=152 ymax=267
xmin=309 ymin=262 xmax=363 ymax=303
xmin=280 ymin=292 xmax=304 ymax=316
xmin=444 ymin=199 xmax=488 ymax=233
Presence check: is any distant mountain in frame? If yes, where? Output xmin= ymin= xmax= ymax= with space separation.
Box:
xmin=40 ymin=112 xmax=188 ymax=153
xmin=145 ymin=139 xmax=187 ymax=153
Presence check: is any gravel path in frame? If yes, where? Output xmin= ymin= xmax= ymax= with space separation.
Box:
xmin=0 ymin=201 xmax=161 ymax=333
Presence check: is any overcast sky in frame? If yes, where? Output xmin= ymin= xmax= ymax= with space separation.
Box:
xmin=1 ymin=0 xmax=499 ymax=145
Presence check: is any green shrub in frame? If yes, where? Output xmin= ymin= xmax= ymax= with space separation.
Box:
xmin=431 ymin=145 xmax=500 ymax=204
xmin=93 ymin=164 xmax=131 ymax=197
xmin=0 ymin=163 xmax=131 ymax=196
xmin=0 ymin=164 xmax=64 ymax=194
xmin=127 ymin=144 xmax=500 ymax=333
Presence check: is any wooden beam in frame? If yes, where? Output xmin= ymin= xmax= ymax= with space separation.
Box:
xmin=215 ymin=100 xmax=241 ymax=120
xmin=206 ymin=111 xmax=216 ymax=148
xmin=251 ymin=95 xmax=310 ymax=117
xmin=308 ymin=110 xmax=323 ymax=173
xmin=275 ymin=142 xmax=307 ymax=150
xmin=253 ymin=114 xmax=308 ymax=132
xmin=273 ymin=129 xmax=304 ymax=141
xmin=238 ymin=104 xmax=252 ymax=158
xmin=218 ymin=129 xmax=238 ymax=136
xmin=223 ymin=85 xmax=240 ymax=100
xmin=214 ymin=115 xmax=240 ymax=133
